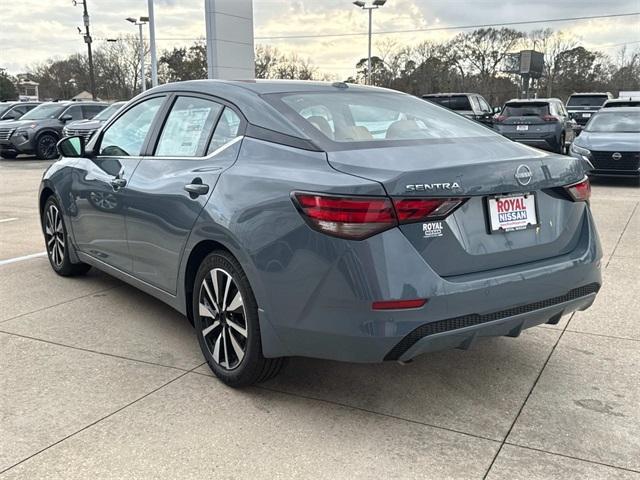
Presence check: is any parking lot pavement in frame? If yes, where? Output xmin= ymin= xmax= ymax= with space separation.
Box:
xmin=1 ymin=157 xmax=639 ymax=479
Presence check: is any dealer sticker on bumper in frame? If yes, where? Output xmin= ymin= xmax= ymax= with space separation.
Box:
xmin=488 ymin=193 xmax=538 ymax=232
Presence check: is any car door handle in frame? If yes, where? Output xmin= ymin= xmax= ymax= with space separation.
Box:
xmin=184 ymin=183 xmax=209 ymax=197
xmin=110 ymin=178 xmax=127 ymax=189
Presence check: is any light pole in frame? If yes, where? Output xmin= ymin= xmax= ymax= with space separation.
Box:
xmin=126 ymin=16 xmax=149 ymax=93
xmin=147 ymin=0 xmax=158 ymax=87
xmin=353 ymin=0 xmax=386 ymax=86
xmin=72 ymin=0 xmax=97 ymax=100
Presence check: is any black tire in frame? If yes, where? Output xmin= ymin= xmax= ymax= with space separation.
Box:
xmin=0 ymin=151 xmax=17 ymax=159
xmin=36 ymin=133 xmax=59 ymax=160
xmin=193 ymin=250 xmax=286 ymax=387
xmin=556 ymin=134 xmax=566 ymax=154
xmin=42 ymin=196 xmax=91 ymax=277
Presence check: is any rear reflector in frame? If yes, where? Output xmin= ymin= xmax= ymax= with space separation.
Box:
xmin=393 ymin=198 xmax=466 ymax=223
xmin=565 ymin=177 xmax=591 ymax=202
xmin=292 ymin=193 xmax=396 ymax=239
xmin=372 ymin=299 xmax=427 ymax=310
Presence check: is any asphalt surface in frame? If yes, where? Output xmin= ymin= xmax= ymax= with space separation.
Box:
xmin=1 ymin=156 xmax=639 ymax=479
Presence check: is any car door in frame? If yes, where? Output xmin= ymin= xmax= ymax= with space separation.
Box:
xmin=125 ymin=94 xmax=244 ymax=293
xmin=556 ymin=101 xmax=575 ymax=143
xmin=69 ymin=95 xmax=166 ymax=272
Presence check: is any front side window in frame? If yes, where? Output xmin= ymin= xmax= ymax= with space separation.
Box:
xmin=156 ymin=96 xmax=222 ymax=157
xmin=82 ymin=105 xmax=105 ymax=119
xmin=207 ymin=108 xmax=242 ymax=153
xmin=270 ymin=91 xmax=496 ymax=143
xmin=63 ymin=105 xmax=83 ymax=121
xmin=99 ymin=96 xmax=164 ymax=156
xmin=477 ymin=97 xmax=491 ymax=113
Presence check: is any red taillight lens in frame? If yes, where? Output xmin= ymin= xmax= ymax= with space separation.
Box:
xmin=393 ymin=198 xmax=465 ymax=224
xmin=494 ymin=115 xmax=506 ymax=122
xmin=565 ymin=177 xmax=591 ymax=202
xmin=542 ymin=115 xmax=559 ymax=122
xmin=372 ymin=299 xmax=427 ymax=310
xmin=293 ymin=193 xmax=396 ymax=239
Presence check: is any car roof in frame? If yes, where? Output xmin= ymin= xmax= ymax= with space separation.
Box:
xmin=569 ymin=92 xmax=611 ymax=96
xmin=146 ymin=79 xmax=402 ymax=141
xmin=593 ymin=107 xmax=640 ymax=113
xmin=505 ymin=98 xmax=561 ymax=103
xmin=605 ymin=99 xmax=640 ymax=103
xmin=422 ymin=93 xmax=478 ymax=97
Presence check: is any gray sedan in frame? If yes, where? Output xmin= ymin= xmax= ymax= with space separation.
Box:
xmin=40 ymin=80 xmax=602 ymax=386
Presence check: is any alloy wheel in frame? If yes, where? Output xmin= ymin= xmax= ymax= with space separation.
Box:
xmin=198 ymin=268 xmax=247 ymax=370
xmin=45 ymin=204 xmax=65 ymax=267
xmin=39 ymin=135 xmax=57 ymax=159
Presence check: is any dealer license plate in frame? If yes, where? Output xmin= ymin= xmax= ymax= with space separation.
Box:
xmin=488 ymin=193 xmax=538 ymax=232
xmin=516 ymin=125 xmax=529 ymax=131
xmin=582 ymin=113 xmax=592 ymax=118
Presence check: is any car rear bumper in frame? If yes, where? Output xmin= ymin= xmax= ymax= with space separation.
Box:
xmin=500 ymin=132 xmax=560 ymax=152
xmin=262 ymin=208 xmax=603 ymax=362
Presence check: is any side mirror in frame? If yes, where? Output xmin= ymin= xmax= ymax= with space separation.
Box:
xmin=57 ymin=136 xmax=85 ymax=158
xmin=60 ymin=114 xmax=73 ymax=122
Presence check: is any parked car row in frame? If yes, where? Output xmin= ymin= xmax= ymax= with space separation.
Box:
xmin=0 ymin=100 xmax=126 ymax=159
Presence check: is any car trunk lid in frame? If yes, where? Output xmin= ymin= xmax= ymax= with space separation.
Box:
xmin=327 ymin=137 xmax=588 ymax=276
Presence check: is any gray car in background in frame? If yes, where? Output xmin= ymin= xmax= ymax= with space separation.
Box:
xmin=63 ymin=101 xmax=127 ymax=143
xmin=40 ymin=80 xmax=602 ymax=387
xmin=494 ymin=98 xmax=575 ymax=153
xmin=570 ymin=107 xmax=640 ymax=182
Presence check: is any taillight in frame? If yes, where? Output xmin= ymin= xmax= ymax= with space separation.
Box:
xmin=542 ymin=115 xmax=559 ymax=122
xmin=565 ymin=177 xmax=591 ymax=202
xmin=393 ymin=198 xmax=466 ymax=223
xmin=494 ymin=115 xmax=506 ymax=122
xmin=292 ymin=193 xmax=396 ymax=239
xmin=293 ymin=192 xmax=466 ymax=240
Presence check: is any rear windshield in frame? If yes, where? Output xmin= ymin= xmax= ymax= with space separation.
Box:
xmin=21 ymin=104 xmax=66 ymax=120
xmin=502 ymin=102 xmax=549 ymax=117
xmin=266 ymin=91 xmax=496 ymax=144
xmin=567 ymin=95 xmax=608 ymax=107
xmin=423 ymin=95 xmax=472 ymax=111
xmin=602 ymin=101 xmax=640 ymax=108
xmin=586 ymin=111 xmax=640 ymax=133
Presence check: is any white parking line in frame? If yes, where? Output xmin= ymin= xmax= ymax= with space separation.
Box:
xmin=0 ymin=252 xmax=47 ymax=266
xmin=0 ymin=218 xmax=18 ymax=223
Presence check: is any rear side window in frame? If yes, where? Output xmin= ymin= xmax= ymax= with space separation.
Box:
xmin=567 ymin=95 xmax=608 ymax=107
xmin=207 ymin=108 xmax=242 ymax=153
xmin=156 ymin=96 xmax=222 ymax=157
xmin=99 ymin=96 xmax=164 ymax=156
xmin=270 ymin=91 xmax=495 ymax=144
xmin=502 ymin=102 xmax=550 ymax=117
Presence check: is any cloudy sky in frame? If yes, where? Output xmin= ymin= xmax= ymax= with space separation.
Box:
xmin=0 ymin=0 xmax=638 ymax=78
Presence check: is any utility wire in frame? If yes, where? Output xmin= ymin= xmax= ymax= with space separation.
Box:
xmin=254 ymin=12 xmax=640 ymax=40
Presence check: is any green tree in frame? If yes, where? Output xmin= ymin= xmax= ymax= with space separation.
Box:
xmin=159 ymin=40 xmax=207 ymax=82
xmin=0 ymin=70 xmax=18 ymax=101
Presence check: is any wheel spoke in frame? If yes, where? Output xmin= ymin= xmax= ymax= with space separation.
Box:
xmin=221 ymin=274 xmax=231 ymax=311
xmin=210 ymin=270 xmax=220 ymax=306
xmin=202 ymin=280 xmax=219 ymax=313
xmin=198 ymin=302 xmax=216 ymax=319
xmin=222 ymin=327 xmax=230 ymax=368
xmin=228 ymin=329 xmax=245 ymax=363
xmin=45 ymin=225 xmax=53 ymax=236
xmin=47 ymin=236 xmax=56 ymax=247
xmin=227 ymin=291 xmax=243 ymax=312
xmin=202 ymin=320 xmax=220 ymax=337
xmin=227 ymin=318 xmax=247 ymax=338
xmin=56 ymin=236 xmax=64 ymax=247
xmin=212 ymin=332 xmax=222 ymax=364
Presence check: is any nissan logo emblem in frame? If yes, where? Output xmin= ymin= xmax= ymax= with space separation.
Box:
xmin=515 ymin=164 xmax=532 ymax=186
xmin=612 ymin=152 xmax=622 ymax=160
